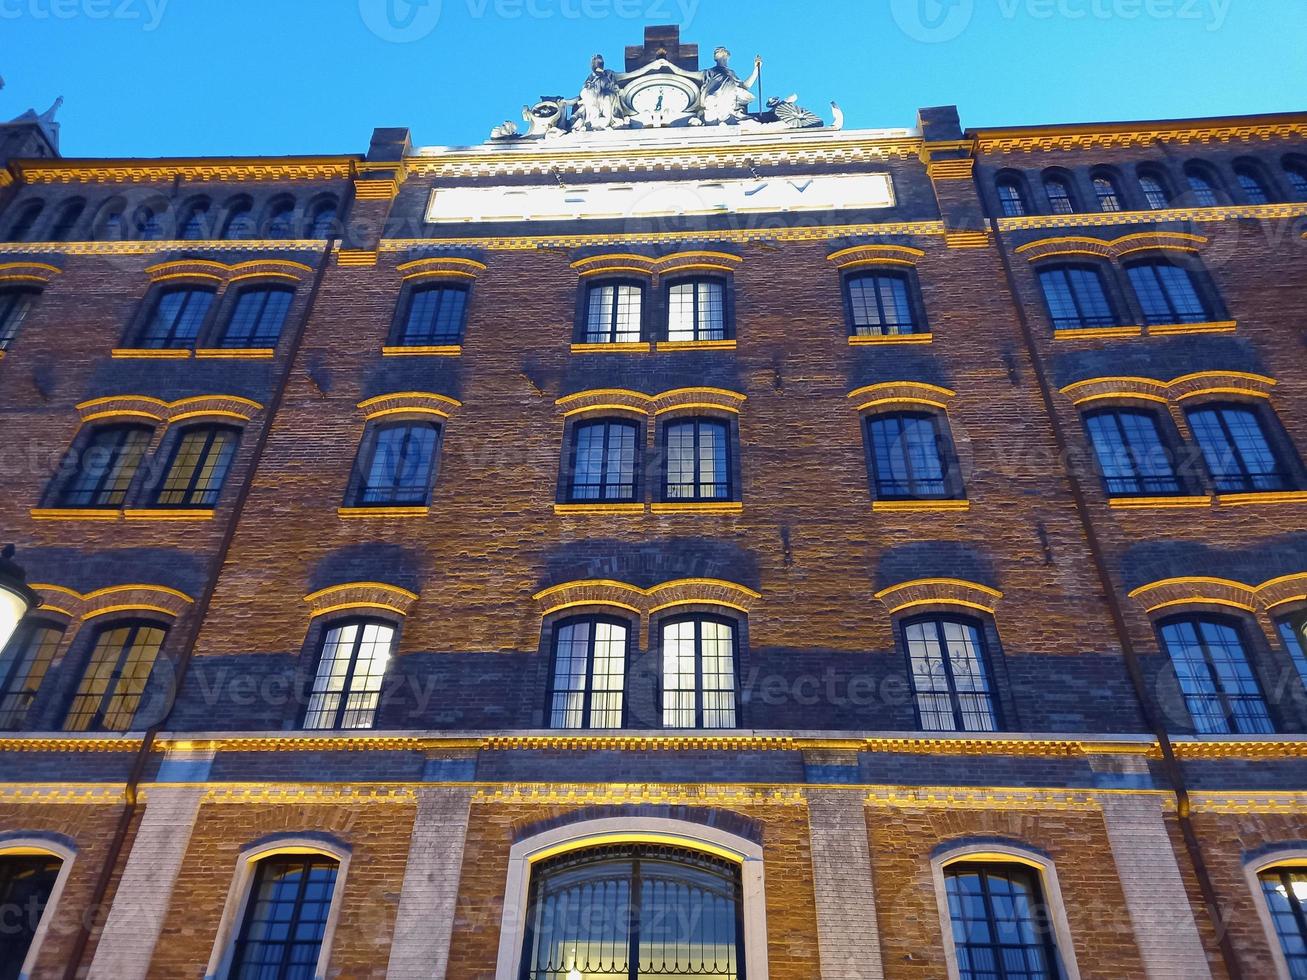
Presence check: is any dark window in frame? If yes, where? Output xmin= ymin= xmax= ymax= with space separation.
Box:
xmin=350 ymin=421 xmax=440 ymax=507
xmin=308 ymin=202 xmax=338 ymax=239
xmin=547 ymin=616 xmax=628 ymax=729
xmin=4 ymin=202 xmax=43 ymax=243
xmin=663 ymin=418 xmax=731 ymax=501
xmin=520 ymin=844 xmax=743 ymax=980
xmin=665 ymin=278 xmax=727 ymax=342
xmin=1083 ymin=408 xmax=1181 ymax=496
xmin=133 ymin=206 xmax=163 ymax=241
xmin=1125 ymin=259 xmax=1211 ymax=325
xmin=661 ymin=615 xmax=738 ymax=729
xmin=1186 ymin=167 xmax=1221 ymax=207
xmin=1159 ymin=616 xmax=1273 ymax=735
xmin=49 ymin=199 xmax=85 ymax=241
xmin=566 ymin=418 xmax=639 ymax=503
xmin=396 ymin=284 xmax=469 ymax=346
xmin=866 ymin=412 xmax=957 ymax=500
xmin=1037 ymin=264 xmax=1117 ymax=330
xmin=230 ymin=855 xmax=339 ymax=979
xmin=1234 ymin=164 xmax=1273 ymax=205
xmin=1277 ymin=615 xmax=1307 ymax=690
xmin=945 ymin=862 xmax=1063 ymax=980
xmin=154 ymin=425 xmax=239 ymax=507
xmin=0 ymin=854 xmax=63 ymax=980
xmin=63 ymin=621 xmax=167 ymax=732
xmin=845 ymin=271 xmax=923 ymax=336
xmin=1093 ymin=175 xmax=1123 ymax=212
xmin=96 ymin=204 xmax=126 ymax=241
xmin=0 ymin=621 xmax=63 ymax=730
xmin=265 ymin=201 xmax=296 ymax=238
xmin=302 ymin=619 xmax=394 ymax=730
xmin=1139 ymin=174 xmax=1171 ymax=210
xmin=903 ymin=617 xmax=999 ymax=732
xmin=220 ymin=286 xmax=294 ymax=348
xmin=1186 ymin=403 xmax=1291 ymax=493
xmin=1043 ymin=176 xmax=1075 ymax=214
xmin=582 ymin=281 xmax=643 ymax=344
xmin=133 ymin=285 xmax=216 ymax=349
xmin=58 ymin=424 xmax=152 ymax=508
xmin=179 ymin=201 xmax=211 ymax=240
xmin=996 ymin=177 xmax=1028 ymax=217
xmin=221 ymin=202 xmax=256 ymax=240
xmin=1286 ymin=161 xmax=1307 ymax=200
xmin=1260 ymin=866 xmax=1307 ymax=978
xmin=0 ymin=287 xmax=38 ymax=352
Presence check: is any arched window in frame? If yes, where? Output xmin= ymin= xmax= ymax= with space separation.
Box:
xmin=179 ymin=199 xmax=212 ymax=240
xmin=154 ymin=424 xmax=240 ymax=508
xmin=307 ymin=199 xmax=339 ymax=239
xmin=1285 ymin=158 xmax=1307 ymax=200
xmin=229 ymin=854 xmax=341 ymax=976
xmin=995 ymin=174 xmax=1029 ymax=217
xmin=1138 ymin=170 xmax=1173 ymax=210
xmin=581 ymin=279 xmax=644 ymax=344
xmin=1185 ymin=402 xmax=1292 ymax=493
xmin=1092 ymin=173 xmax=1123 ymax=212
xmin=1276 ymin=614 xmax=1307 ymax=687
xmin=943 ymin=861 xmax=1064 ymax=979
xmin=94 ymin=198 xmax=127 ymax=241
xmin=661 ymin=614 xmax=738 ymax=729
xmin=132 ymin=204 xmax=164 ymax=241
xmin=132 ymin=284 xmax=216 ymax=348
xmin=48 ymin=199 xmax=85 ymax=242
xmin=395 ymin=283 xmax=469 ymax=346
xmin=1083 ymin=407 xmax=1181 ymax=497
xmin=865 ymin=411 xmax=959 ymax=500
xmin=57 ymin=423 xmax=152 ymax=508
xmin=1036 ymin=263 xmax=1118 ymax=330
xmin=4 ymin=201 xmax=43 ymax=243
xmin=663 ymin=417 xmax=731 ymax=501
xmin=0 ymin=852 xmax=65 ymax=975
xmin=665 ymin=277 xmax=728 ymax=342
xmin=0 ymin=620 xmax=64 ymax=730
xmin=1158 ymin=615 xmax=1272 ymax=735
xmin=1124 ymin=258 xmax=1211 ymax=325
xmin=220 ymin=285 xmax=294 ymax=348
xmin=902 ymin=615 xmax=999 ymax=732
xmin=844 ymin=270 xmax=925 ymax=336
xmin=264 ymin=198 xmax=296 ymax=238
xmin=63 ymin=620 xmax=168 ymax=732
xmin=565 ymin=418 xmax=640 ymax=503
xmin=1234 ymin=160 xmax=1275 ymax=205
xmin=1258 ymin=864 xmax=1307 ymax=976
xmin=547 ymin=615 xmax=629 ymax=729
xmin=522 ymin=844 xmax=743 ymax=980
xmin=220 ymin=199 xmax=256 ymax=240
xmin=0 ymin=287 xmax=39 ymax=352
xmin=302 ymin=618 xmax=395 ymax=730
xmin=1042 ymin=174 xmax=1076 ymax=215
xmin=348 ymin=420 xmax=441 ymax=507
xmin=1184 ymin=163 xmax=1222 ymax=207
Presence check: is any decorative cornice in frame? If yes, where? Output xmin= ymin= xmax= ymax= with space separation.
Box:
xmin=874 ymin=578 xmax=1004 ymax=616
xmin=997 ymin=201 xmax=1307 ymax=231
xmin=302 ymin=582 xmax=420 ymax=619
xmin=533 ymin=578 xmax=761 ymax=618
xmin=555 ymin=387 xmax=747 ymax=418
xmin=973 ymin=117 xmax=1307 ymax=154
xmin=1128 ymin=575 xmax=1307 ymax=616
xmin=0 ymin=784 xmax=128 ymax=804
xmin=826 ymin=244 xmax=925 ymax=270
xmin=0 ymin=736 xmax=143 ymax=753
xmin=0 ymin=239 xmax=327 ymax=257
xmin=847 ymin=381 xmax=956 ymax=413
xmin=356 ymin=391 xmax=462 ymax=421
xmin=16 ymin=157 xmax=359 ymax=184
xmin=76 ymin=393 xmax=263 ymax=425
xmin=472 ymin=783 xmax=807 ymax=806
xmin=1016 ymin=231 xmax=1206 ymax=263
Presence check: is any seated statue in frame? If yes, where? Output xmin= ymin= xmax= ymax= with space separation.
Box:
xmin=573 ymin=54 xmax=624 ymax=131
xmin=702 ymin=47 xmax=761 ymax=125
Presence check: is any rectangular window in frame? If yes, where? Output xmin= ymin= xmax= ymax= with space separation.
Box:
xmin=1186 ymin=404 xmax=1291 ymax=494
xmin=661 ymin=617 xmax=737 ymax=729
xmin=904 ymin=618 xmax=998 ymax=732
xmin=350 ymin=422 xmax=440 ymax=507
xmin=567 ymin=419 xmax=639 ymax=503
xmin=548 ymin=618 xmax=628 ymax=729
xmin=867 ymin=413 xmax=956 ymax=500
xmin=1084 ymin=409 xmax=1181 ymax=496
xmin=1159 ymin=617 xmax=1273 ymax=735
xmin=1037 ymin=265 xmax=1117 ymax=330
xmin=58 ymin=425 xmax=152 ymax=508
xmin=945 ymin=863 xmax=1062 ymax=980
xmin=0 ymin=288 xmax=37 ymax=352
xmin=0 ymin=622 xmax=62 ymax=730
xmin=397 ymin=284 xmax=468 ymax=346
xmin=666 ymin=279 xmax=726 ymax=342
xmin=583 ymin=282 xmax=643 ymax=344
xmin=220 ymin=286 xmax=294 ymax=347
xmin=63 ymin=622 xmax=166 ymax=732
xmin=303 ymin=620 xmax=395 ymax=730
xmin=230 ymin=856 xmax=339 ymax=978
xmin=846 ymin=272 xmax=921 ymax=336
xmin=133 ymin=286 xmax=215 ymax=349
xmin=1126 ymin=261 xmax=1210 ymax=325
xmin=155 ymin=426 xmax=239 ymax=507
xmin=664 ymin=419 xmax=730 ymax=501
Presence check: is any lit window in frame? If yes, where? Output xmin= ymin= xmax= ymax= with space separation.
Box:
xmin=0 ymin=854 xmax=63 ymax=972
xmin=1185 ymin=167 xmax=1220 ymax=207
xmin=666 ymin=278 xmax=727 ymax=342
xmin=1125 ymin=259 xmax=1210 ymax=325
xmin=866 ymin=412 xmax=957 ymax=500
xmin=1037 ymin=264 xmax=1118 ymax=330
xmin=303 ymin=619 xmax=394 ymax=730
xmin=0 ymin=287 xmax=38 ymax=352
xmin=221 ymin=203 xmax=256 ymax=240
xmin=1093 ymin=175 xmax=1123 ymax=212
xmin=1043 ymin=176 xmax=1075 ymax=214
xmin=63 ymin=621 xmax=167 ymax=732
xmin=133 ymin=285 xmax=216 ymax=349
xmin=547 ymin=617 xmax=628 ymax=729
xmin=220 ymin=286 xmax=294 ymax=348
xmin=154 ymin=425 xmax=239 ymax=508
xmin=1139 ymin=174 xmax=1171 ymax=210
xmin=1286 ymin=162 xmax=1307 ymax=200
xmin=566 ymin=419 xmax=639 ymax=503
xmin=996 ymin=177 xmax=1028 ymax=217
xmin=4 ymin=202 xmax=43 ymax=243
xmin=945 ymin=862 xmax=1063 ymax=979
xmin=903 ymin=617 xmax=998 ymax=732
xmin=1186 ymin=403 xmax=1291 ymax=494
xmin=396 ymin=284 xmax=468 ymax=346
xmin=1159 ymin=616 xmax=1273 ymax=735
xmin=0 ymin=621 xmax=63 ymax=730
xmin=180 ymin=202 xmax=212 ymax=240
xmin=662 ymin=615 xmax=738 ymax=729
xmin=845 ymin=271 xmax=923 ymax=336
xmin=664 ymin=418 xmax=730 ymax=501
xmin=308 ymin=202 xmax=338 ymax=239
xmin=521 ymin=844 xmax=743 ymax=980
xmin=350 ymin=421 xmax=440 ymax=507
xmin=229 ymin=855 xmax=339 ymax=977
xmin=582 ymin=281 xmax=643 ymax=343
xmin=48 ymin=199 xmax=85 ymax=242
xmin=58 ymin=424 xmax=152 ymax=508
xmin=1083 ymin=408 xmax=1181 ymax=496
xmin=1234 ymin=164 xmax=1273 ymax=205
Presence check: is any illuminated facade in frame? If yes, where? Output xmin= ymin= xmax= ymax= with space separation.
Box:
xmin=0 ymin=25 xmax=1305 ymax=979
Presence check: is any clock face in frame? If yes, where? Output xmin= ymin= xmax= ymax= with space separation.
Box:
xmin=629 ymin=79 xmax=695 ymax=119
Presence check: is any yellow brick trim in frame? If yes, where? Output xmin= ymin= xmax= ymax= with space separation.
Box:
xmin=847 ymin=381 xmax=956 ymax=414
xmin=0 ymin=261 xmax=62 ymax=285
xmin=144 ymin=258 xmax=314 ymax=285
xmin=27 ymin=583 xmax=196 ymax=622
xmin=1060 ymin=372 xmax=1275 ymax=407
xmin=357 ymin=391 xmax=462 ymax=420
xmin=826 ymin=244 xmax=926 ymax=270
xmin=533 ymin=578 xmax=760 ymax=618
xmin=17 ymin=157 xmax=357 ymax=184
xmin=874 ymin=578 xmax=1003 ymax=615
xmin=302 ymin=582 xmax=420 ymax=619
xmin=1016 ymin=231 xmax=1207 ymax=263
xmin=75 ymin=394 xmax=262 ymax=425
xmin=396 ymin=256 xmax=487 ymax=280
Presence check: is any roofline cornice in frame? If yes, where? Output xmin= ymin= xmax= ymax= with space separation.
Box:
xmin=13 ymin=154 xmax=364 ymax=184
xmin=969 ymin=110 xmax=1307 ymax=153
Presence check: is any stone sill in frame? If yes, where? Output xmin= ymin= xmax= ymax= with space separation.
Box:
xmin=1051 ymin=321 xmax=1236 ymax=341
xmin=872 ymin=499 xmax=970 ymax=512
xmin=337 ymin=506 xmax=431 ymax=519
xmin=651 ymin=501 xmax=744 ymax=515
xmin=31 ymin=507 xmax=215 ymax=522
xmin=570 ymin=341 xmax=652 ymax=354
xmin=381 ymin=345 xmax=461 ymax=357
xmin=848 ymin=332 xmax=933 ymax=346
xmin=553 ymin=503 xmax=645 ymax=515
xmin=1108 ymin=491 xmax=1307 ymax=510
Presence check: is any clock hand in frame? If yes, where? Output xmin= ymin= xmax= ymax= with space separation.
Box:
xmin=655 ymin=92 xmax=664 ymax=111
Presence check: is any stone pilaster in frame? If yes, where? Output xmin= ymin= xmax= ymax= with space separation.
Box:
xmin=807 ymin=789 xmax=885 ymax=979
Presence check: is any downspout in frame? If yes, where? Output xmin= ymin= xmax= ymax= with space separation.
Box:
xmin=987 ymin=214 xmax=1243 ymax=979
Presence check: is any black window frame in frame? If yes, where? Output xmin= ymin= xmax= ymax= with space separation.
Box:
xmin=662 ymin=274 xmax=732 ymax=343
xmin=1285 ymin=157 xmax=1307 ymax=200
xmin=544 ymin=614 xmax=632 ymax=730
xmin=151 ymin=423 xmax=242 ymax=509
xmin=576 ymin=277 xmax=647 ymax=344
xmin=178 ymin=198 xmax=213 ymax=241
xmin=1082 ymin=405 xmax=1184 ymax=497
xmin=217 ymin=283 xmax=296 ymax=349
xmin=300 ymin=616 xmax=397 ymax=731
xmin=306 ymin=199 xmax=339 ymax=239
xmin=55 ymin=422 xmax=154 ymax=509
xmin=262 ymin=196 xmax=297 ymax=239
xmin=657 ymin=612 xmax=741 ymax=730
xmin=864 ymin=410 xmax=963 ymax=501
xmin=220 ymin=198 xmax=256 ymax=240
xmin=1035 ymin=262 xmax=1121 ymax=331
xmin=900 ymin=614 xmax=1002 ymax=733
xmin=1156 ymin=613 xmax=1275 ymax=736
xmin=346 ymin=418 xmax=443 ymax=508
xmin=61 ymin=618 xmax=168 ymax=733
xmin=4 ymin=201 xmax=44 ymax=243
xmin=48 ymin=198 xmax=86 ymax=242
xmin=0 ymin=286 xmax=40 ymax=352
xmin=1137 ymin=168 xmax=1173 ymax=210
xmin=0 ymin=618 xmax=64 ymax=731
xmin=943 ymin=861 xmax=1064 ymax=980
xmin=0 ymin=853 xmax=63 ymax=978
xmin=563 ymin=416 xmax=643 ymax=504
xmin=1184 ymin=400 xmax=1296 ymax=494
xmin=1123 ymin=256 xmax=1216 ymax=326
xmin=1260 ymin=865 xmax=1307 ymax=978
xmin=843 ymin=268 xmax=927 ymax=336
xmin=229 ymin=854 xmax=340 ymax=979
xmin=1041 ymin=173 xmax=1078 ymax=215
xmin=1092 ymin=172 xmax=1124 ymax=212
xmin=391 ymin=281 xmax=471 ymax=347
xmin=1233 ymin=160 xmax=1276 ymax=205
xmin=660 ymin=416 xmax=734 ymax=503
xmin=994 ymin=173 xmax=1029 ymax=217
xmin=1184 ymin=163 xmax=1224 ymax=207
xmin=129 ymin=283 xmax=218 ymax=350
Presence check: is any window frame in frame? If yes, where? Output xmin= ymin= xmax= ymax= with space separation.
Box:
xmin=1123 ymin=256 xmax=1217 ymax=326
xmin=660 ymin=415 xmax=735 ymax=503
xmin=1035 ymin=261 xmax=1122 ymax=331
xmin=562 ymin=416 xmax=643 ymax=505
xmin=1041 ymin=172 xmax=1078 ymax=215
xmin=391 ymin=280 xmax=472 ymax=347
xmin=1091 ymin=171 xmax=1124 ymax=212
xmin=178 ymin=198 xmax=213 ymax=241
xmin=900 ymin=613 xmax=1002 ymax=733
xmin=346 ymin=418 xmax=444 ymax=508
xmin=55 ymin=422 xmax=154 ymax=510
xmin=0 ymin=840 xmax=76 ymax=980
xmin=662 ymin=274 xmax=733 ymax=343
xmin=1284 ymin=157 xmax=1307 ymax=201
xmin=1246 ymin=851 xmax=1307 ymax=980
xmin=864 ymin=410 xmax=964 ymax=502
xmin=1081 ymin=405 xmax=1184 ymax=498
xmin=129 ymin=283 xmax=219 ymax=350
xmin=4 ymin=201 xmax=44 ymax=243
xmin=994 ymin=172 xmax=1030 ymax=217
xmin=576 ymin=277 xmax=648 ymax=344
xmin=306 ymin=198 xmax=340 ymax=239
xmin=262 ymin=196 xmax=297 ymax=239
xmin=842 ymin=268 xmax=928 ymax=337
xmin=657 ymin=611 xmax=741 ymax=730
xmin=0 ymin=619 xmax=65 ymax=731
xmin=151 ymin=422 xmax=242 ymax=509
xmin=61 ymin=618 xmax=169 ymax=733
xmin=48 ymin=199 xmax=86 ymax=242
xmin=1156 ymin=613 xmax=1275 ymax=736
xmin=1233 ymin=159 xmax=1277 ymax=205
xmin=300 ymin=616 xmax=398 ymax=731
xmin=0 ymin=285 xmax=40 ymax=352
xmin=544 ymin=613 xmax=632 ymax=730
xmin=216 ymin=282 xmax=296 ymax=349
xmin=1183 ymin=162 xmax=1224 ymax=207
xmin=1137 ymin=168 xmax=1174 ymax=210
xmin=219 ymin=197 xmax=256 ymax=240
xmin=1184 ymin=400 xmax=1296 ymax=495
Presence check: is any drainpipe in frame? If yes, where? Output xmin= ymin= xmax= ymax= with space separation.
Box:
xmin=988 ymin=214 xmax=1243 ymax=980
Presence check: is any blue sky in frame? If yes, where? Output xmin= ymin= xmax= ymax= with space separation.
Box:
xmin=2 ymin=0 xmax=1304 ymax=158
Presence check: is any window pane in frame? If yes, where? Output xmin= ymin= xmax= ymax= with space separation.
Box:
xmin=1085 ymin=410 xmax=1180 ymax=496
xmin=0 ymin=855 xmax=63 ymax=976
xmin=869 ymin=414 xmax=952 ymax=499
xmin=137 ymin=287 xmax=215 ymax=348
xmin=905 ymin=619 xmax=997 ymax=732
xmin=1044 ymin=178 xmax=1074 ymax=214
xmin=667 ymin=280 xmax=725 ymax=342
xmin=356 ymin=424 xmax=439 ymax=506
xmin=946 ymin=864 xmax=1059 ymax=980
xmin=1038 ymin=266 xmax=1116 ymax=330
xmin=64 ymin=623 xmax=165 ymax=732
xmin=997 ymin=181 xmax=1026 ymax=217
xmin=223 ymin=206 xmax=256 ymax=240
xmin=1261 ymin=869 xmax=1307 ymax=978
xmin=304 ymin=621 xmax=395 ymax=730
xmin=1187 ymin=171 xmax=1219 ymax=207
xmin=665 ymin=420 xmax=729 ymax=501
xmin=0 ymin=623 xmax=62 ymax=730
xmin=1160 ymin=618 xmax=1273 ymax=735
xmin=0 ymin=289 xmax=36 ymax=351
xmin=60 ymin=426 xmax=152 ymax=508
xmin=231 ymin=857 xmax=339 ymax=980
xmin=156 ymin=427 xmax=239 ymax=507
xmin=1094 ymin=177 xmax=1122 ymax=212
xmin=1187 ymin=405 xmax=1289 ymax=493
xmin=584 ymin=283 xmax=643 ymax=344
xmin=5 ymin=203 xmax=43 ymax=243
xmin=569 ymin=421 xmax=638 ymax=502
xmin=1236 ymin=169 xmax=1271 ymax=204
xmin=549 ymin=619 xmax=628 ymax=730
xmin=1140 ymin=175 xmax=1170 ymax=210
xmin=1277 ymin=618 xmax=1307 ymax=690
xmin=848 ymin=273 xmax=918 ymax=336
xmin=221 ymin=287 xmax=293 ymax=347
xmin=661 ymin=618 xmax=736 ymax=729
xmin=1287 ymin=166 xmax=1307 ymax=200
xmin=400 ymin=285 xmax=468 ymax=345
xmin=1126 ymin=261 xmax=1208 ymax=325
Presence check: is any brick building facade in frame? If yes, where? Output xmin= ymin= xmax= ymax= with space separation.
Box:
xmin=0 ymin=26 xmax=1304 ymax=979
